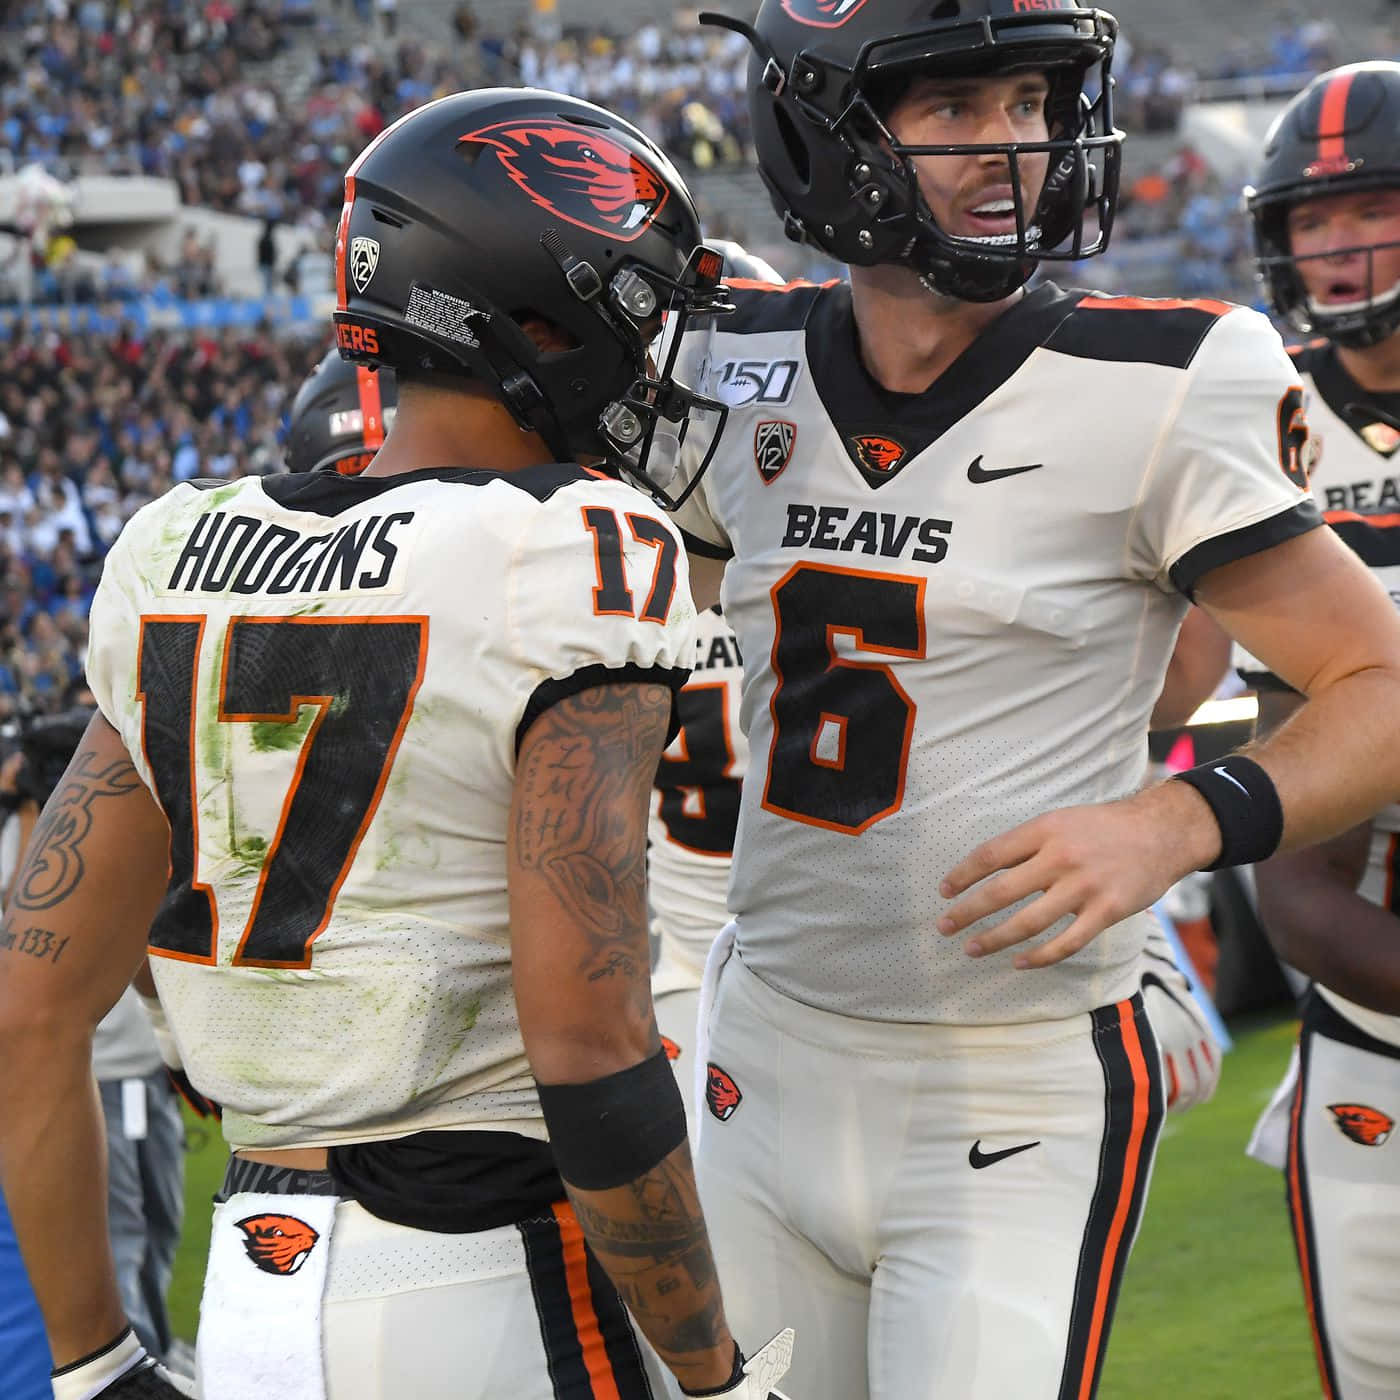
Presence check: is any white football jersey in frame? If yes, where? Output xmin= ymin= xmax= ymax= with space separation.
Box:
xmin=648 ymin=606 xmax=746 ymax=973
xmin=87 ymin=465 xmax=696 ymax=1150
xmin=1235 ymin=340 xmax=1400 ymax=1049
xmin=671 ymin=281 xmax=1319 ymax=1024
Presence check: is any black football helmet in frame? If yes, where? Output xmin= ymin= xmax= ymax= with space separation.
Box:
xmin=285 ymin=348 xmax=398 ymax=475
xmin=1247 ymin=62 xmax=1400 ymax=349
xmin=332 ymin=87 xmax=732 ymax=508
xmin=702 ymin=0 xmax=1121 ymax=301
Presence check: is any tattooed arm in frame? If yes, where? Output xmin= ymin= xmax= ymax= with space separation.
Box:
xmin=0 ymin=711 xmax=172 ymax=1366
xmin=510 ymin=682 xmax=739 ymax=1393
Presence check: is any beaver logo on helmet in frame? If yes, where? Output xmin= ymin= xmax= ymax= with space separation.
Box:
xmin=1328 ymin=1103 xmax=1395 ymax=1147
xmin=461 ymin=121 xmax=670 ymax=242
xmin=781 ymin=0 xmax=872 ymax=26
xmin=234 ymin=1213 xmax=321 ymax=1276
xmin=706 ymin=1063 xmax=743 ymax=1121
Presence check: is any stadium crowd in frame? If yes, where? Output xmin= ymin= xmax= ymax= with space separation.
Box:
xmin=0 ymin=321 xmax=322 ymax=721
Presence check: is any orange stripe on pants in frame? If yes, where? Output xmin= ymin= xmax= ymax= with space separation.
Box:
xmin=552 ymin=1201 xmax=624 ymax=1400
xmin=1076 ymin=999 xmax=1153 ymax=1400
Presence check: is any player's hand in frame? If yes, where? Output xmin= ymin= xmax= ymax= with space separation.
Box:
xmin=52 ymin=1328 xmax=197 ymax=1400
xmin=681 ymin=1330 xmax=795 ymax=1398
xmin=1141 ymin=914 xmax=1221 ymax=1113
xmin=938 ymin=782 xmax=1221 ymax=969
xmin=1141 ymin=973 xmax=1220 ymax=1115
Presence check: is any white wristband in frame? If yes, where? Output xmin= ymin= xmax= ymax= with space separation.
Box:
xmin=52 ymin=1327 xmax=146 ymax=1400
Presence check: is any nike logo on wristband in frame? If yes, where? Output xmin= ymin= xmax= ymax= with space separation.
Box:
xmin=1214 ymin=766 xmax=1250 ymax=797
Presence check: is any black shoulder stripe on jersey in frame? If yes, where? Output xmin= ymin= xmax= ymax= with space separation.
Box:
xmin=806 ymin=281 xmax=1082 ymax=472
xmin=1170 ymin=500 xmax=1324 ymax=598
xmin=1044 ymin=297 xmax=1234 ymax=369
xmin=257 ymin=463 xmax=598 ymax=516
xmin=678 ymin=526 xmax=733 ymax=561
xmin=1328 ymin=513 xmax=1400 ymax=567
xmin=516 ymin=662 xmax=692 ymax=756
xmin=721 ymin=280 xmax=835 ymax=336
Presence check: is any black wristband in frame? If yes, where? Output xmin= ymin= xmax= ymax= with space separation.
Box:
xmin=1171 ymin=754 xmax=1284 ymax=870
xmin=681 ymin=1343 xmax=745 ymax=1397
xmin=536 ymin=1047 xmax=688 ymax=1191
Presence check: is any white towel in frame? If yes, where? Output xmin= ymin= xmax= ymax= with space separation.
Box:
xmin=197 ymin=1191 xmax=339 ymax=1400
xmin=692 ymin=920 xmax=737 ymax=1152
xmin=1246 ymin=1044 xmax=1300 ymax=1170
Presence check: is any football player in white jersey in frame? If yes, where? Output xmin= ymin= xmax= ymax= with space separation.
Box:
xmin=0 ymin=89 xmax=796 ymax=1400
xmin=651 ymin=3 xmax=1400 ymax=1395
xmin=1239 ymin=63 xmax=1400 ymax=1400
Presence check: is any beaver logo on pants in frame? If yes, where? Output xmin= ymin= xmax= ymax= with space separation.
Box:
xmin=706 ymin=1064 xmax=743 ymax=1121
xmin=235 ymin=1213 xmax=321 ymax=1276
xmin=1328 ymin=1103 xmax=1394 ymax=1147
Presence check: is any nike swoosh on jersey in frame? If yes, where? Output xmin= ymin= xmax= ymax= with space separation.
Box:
xmin=967 ymin=456 xmax=1045 ymax=483
xmin=968 ymin=1139 xmax=1041 ymax=1169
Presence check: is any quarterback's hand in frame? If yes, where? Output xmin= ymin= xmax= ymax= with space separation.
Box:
xmin=938 ymin=782 xmax=1221 ymax=968
xmin=52 ymin=1328 xmax=197 ymax=1400
xmin=682 ymin=1330 xmax=795 ymax=1399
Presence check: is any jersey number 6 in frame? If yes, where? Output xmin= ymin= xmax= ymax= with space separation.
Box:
xmin=137 ymin=614 xmax=427 ymax=968
xmin=763 ymin=563 xmax=925 ymax=836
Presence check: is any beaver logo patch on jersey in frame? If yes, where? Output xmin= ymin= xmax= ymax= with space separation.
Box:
xmin=849 ymin=434 xmax=910 ymax=489
xmin=706 ymin=1063 xmax=743 ymax=1121
xmin=782 ymin=0 xmax=872 ymax=27
xmin=235 ymin=1213 xmax=322 ymax=1276
xmin=661 ymin=1035 xmax=682 ymax=1062
xmin=461 ymin=121 xmax=670 ymax=242
xmin=755 ymin=420 xmax=797 ymax=484
xmin=1328 ymin=1103 xmax=1394 ymax=1147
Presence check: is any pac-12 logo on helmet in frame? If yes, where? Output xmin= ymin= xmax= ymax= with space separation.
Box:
xmin=1328 ymin=1103 xmax=1395 ymax=1147
xmin=781 ymin=0 xmax=871 ymax=26
xmin=234 ymin=1214 xmax=321 ymax=1276
xmin=706 ymin=1063 xmax=743 ymax=1121
xmin=460 ymin=121 xmax=671 ymax=242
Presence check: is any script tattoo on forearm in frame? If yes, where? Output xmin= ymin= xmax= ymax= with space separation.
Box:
xmin=9 ymin=747 xmax=144 ymax=913
xmin=515 ymin=683 xmax=670 ymax=1005
xmin=567 ymin=1146 xmax=728 ymax=1370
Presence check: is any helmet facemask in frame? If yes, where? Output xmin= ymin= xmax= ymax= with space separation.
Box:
xmin=533 ymin=238 xmax=735 ymax=509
